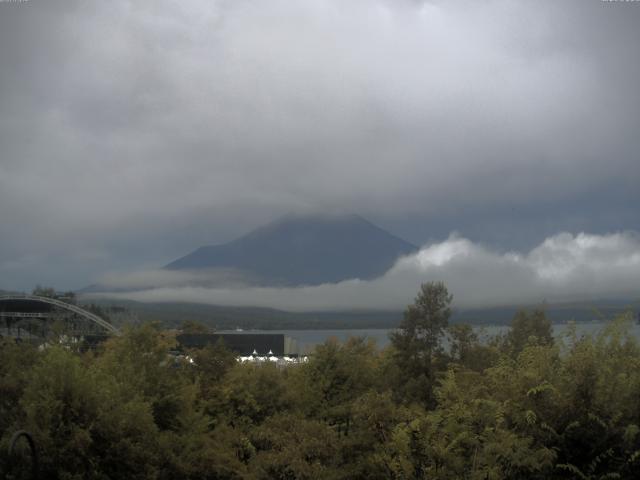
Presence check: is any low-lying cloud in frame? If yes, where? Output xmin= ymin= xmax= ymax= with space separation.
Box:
xmin=95 ymin=268 xmax=254 ymax=291
xmin=86 ymin=231 xmax=640 ymax=311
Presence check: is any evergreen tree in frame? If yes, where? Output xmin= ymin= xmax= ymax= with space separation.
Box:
xmin=389 ymin=281 xmax=452 ymax=407
xmin=505 ymin=309 xmax=554 ymax=356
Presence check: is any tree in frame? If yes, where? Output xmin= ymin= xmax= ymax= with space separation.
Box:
xmin=298 ymin=337 xmax=381 ymax=435
xmin=447 ymin=324 xmax=500 ymax=372
xmin=389 ymin=281 xmax=453 ymax=407
xmin=219 ymin=363 xmax=293 ymax=427
xmin=31 ymin=285 xmax=56 ymax=298
xmin=20 ymin=347 xmax=161 ymax=479
xmin=447 ymin=324 xmax=477 ymax=365
xmin=505 ymin=309 xmax=554 ymax=356
xmin=180 ymin=320 xmax=211 ymax=334
xmin=249 ymin=413 xmax=341 ymax=480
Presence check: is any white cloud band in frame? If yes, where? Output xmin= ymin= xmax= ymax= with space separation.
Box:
xmin=87 ymin=231 xmax=640 ymax=311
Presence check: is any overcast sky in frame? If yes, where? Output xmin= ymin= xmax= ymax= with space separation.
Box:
xmin=1 ymin=0 xmax=639 ymax=306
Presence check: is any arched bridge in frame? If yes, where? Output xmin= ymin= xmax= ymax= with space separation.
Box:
xmin=0 ymin=294 xmax=119 ymax=336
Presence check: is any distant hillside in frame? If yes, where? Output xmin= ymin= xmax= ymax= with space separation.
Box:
xmin=81 ymin=298 xmax=638 ymax=331
xmin=166 ymin=213 xmax=418 ymax=286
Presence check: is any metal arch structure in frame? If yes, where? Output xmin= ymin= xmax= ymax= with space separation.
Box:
xmin=8 ymin=430 xmax=38 ymax=479
xmin=0 ymin=294 xmax=120 ymax=336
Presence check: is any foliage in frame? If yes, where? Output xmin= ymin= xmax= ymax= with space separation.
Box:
xmin=1 ymin=294 xmax=640 ymax=479
xmin=389 ymin=281 xmax=453 ymax=407
xmin=31 ymin=285 xmax=57 ymax=298
xmin=181 ymin=319 xmax=212 ymax=334
xmin=503 ymin=309 xmax=554 ymax=356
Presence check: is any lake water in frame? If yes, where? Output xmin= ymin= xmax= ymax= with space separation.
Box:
xmin=221 ymin=321 xmax=640 ymax=354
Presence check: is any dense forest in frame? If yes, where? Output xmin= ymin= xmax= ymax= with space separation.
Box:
xmin=2 ymin=282 xmax=640 ymax=479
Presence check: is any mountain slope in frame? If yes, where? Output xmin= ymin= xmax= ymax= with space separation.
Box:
xmin=165 ymin=213 xmax=418 ymax=285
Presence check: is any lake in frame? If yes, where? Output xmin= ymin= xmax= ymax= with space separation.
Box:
xmin=220 ymin=321 xmax=640 ymax=354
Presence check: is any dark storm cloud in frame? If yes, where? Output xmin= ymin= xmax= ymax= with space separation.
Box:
xmin=1 ymin=0 xmax=639 ymax=294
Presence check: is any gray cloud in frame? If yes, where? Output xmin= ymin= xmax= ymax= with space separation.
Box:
xmin=1 ymin=1 xmax=639 ymax=290
xmin=88 ymin=231 xmax=640 ymax=311
xmin=95 ymin=267 xmax=256 ymax=290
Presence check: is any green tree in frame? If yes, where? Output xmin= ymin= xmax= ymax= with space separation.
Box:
xmin=339 ymin=391 xmax=417 ymax=479
xmin=219 ymin=363 xmax=294 ymax=427
xmin=31 ymin=285 xmax=56 ymax=298
xmin=297 ymin=337 xmax=381 ymax=435
xmin=250 ymin=413 xmax=341 ymax=480
xmin=189 ymin=339 xmax=238 ymax=423
xmin=389 ymin=281 xmax=453 ymax=407
xmin=505 ymin=309 xmax=553 ymax=356
xmin=0 ymin=339 xmax=37 ymax=433
xmin=447 ymin=324 xmax=477 ymax=364
xmin=447 ymin=324 xmax=500 ymax=372
xmin=181 ymin=319 xmax=211 ymax=334
xmin=20 ymin=347 xmax=161 ymax=479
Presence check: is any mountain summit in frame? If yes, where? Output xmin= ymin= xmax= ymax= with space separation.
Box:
xmin=165 ymin=213 xmax=418 ymax=286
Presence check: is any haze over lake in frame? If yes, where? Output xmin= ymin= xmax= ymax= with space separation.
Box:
xmin=222 ymin=321 xmax=640 ymax=354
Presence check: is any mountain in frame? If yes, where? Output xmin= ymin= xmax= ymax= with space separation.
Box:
xmin=165 ymin=213 xmax=418 ymax=286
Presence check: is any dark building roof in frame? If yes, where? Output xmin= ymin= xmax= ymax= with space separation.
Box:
xmin=177 ymin=333 xmax=296 ymax=356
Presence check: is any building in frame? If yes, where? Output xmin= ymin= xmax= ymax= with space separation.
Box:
xmin=176 ymin=333 xmax=299 ymax=357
